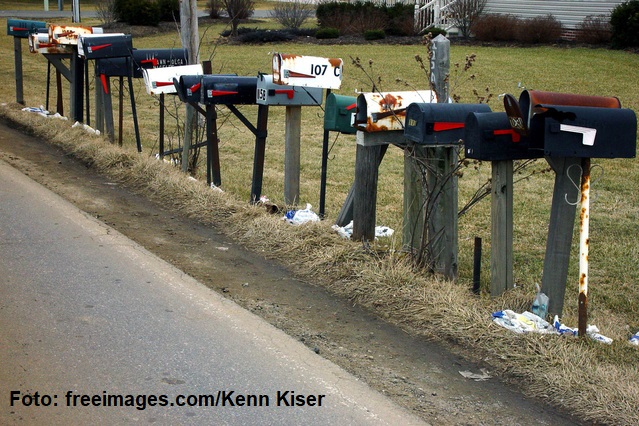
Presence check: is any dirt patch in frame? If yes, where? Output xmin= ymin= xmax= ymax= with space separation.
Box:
xmin=0 ymin=118 xmax=583 ymax=425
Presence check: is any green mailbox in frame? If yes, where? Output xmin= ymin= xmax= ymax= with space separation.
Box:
xmin=7 ymin=19 xmax=46 ymax=38
xmin=324 ymin=93 xmax=357 ymax=134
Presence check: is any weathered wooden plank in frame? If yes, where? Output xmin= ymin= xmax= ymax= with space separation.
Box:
xmin=284 ymin=105 xmax=302 ymax=206
xmin=490 ymin=160 xmax=513 ymax=295
xmin=352 ymin=143 xmax=385 ymax=242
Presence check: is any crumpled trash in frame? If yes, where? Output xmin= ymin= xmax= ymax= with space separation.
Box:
xmin=459 ymin=369 xmax=491 ymax=381
xmin=331 ymin=220 xmax=394 ymax=240
xmin=492 ymin=310 xmax=553 ymax=334
xmin=22 ymin=106 xmax=67 ymax=120
xmin=492 ymin=311 xmax=613 ymax=344
xmin=629 ymin=331 xmax=639 ymax=346
xmin=72 ymin=121 xmax=100 ymax=135
xmin=283 ymin=203 xmax=319 ymax=225
xmin=531 ymin=283 xmax=549 ymax=320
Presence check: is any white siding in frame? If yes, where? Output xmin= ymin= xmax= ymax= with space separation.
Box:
xmin=485 ymin=0 xmax=624 ymax=29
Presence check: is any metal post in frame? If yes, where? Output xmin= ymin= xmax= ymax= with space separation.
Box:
xmin=159 ymin=93 xmax=165 ymax=159
xmin=578 ymin=157 xmax=591 ymax=337
xmin=14 ymin=38 xmax=24 ymax=105
xmin=319 ymin=88 xmax=331 ymax=218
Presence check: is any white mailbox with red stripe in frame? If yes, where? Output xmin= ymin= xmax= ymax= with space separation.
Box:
xmin=272 ymin=53 xmax=342 ymax=89
xmin=256 ymin=74 xmax=323 ymax=106
xmin=143 ymin=64 xmax=204 ymax=95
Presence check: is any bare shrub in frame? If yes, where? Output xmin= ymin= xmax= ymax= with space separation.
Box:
xmin=444 ymin=0 xmax=487 ymax=38
xmin=576 ymin=15 xmax=612 ymax=44
xmin=471 ymin=13 xmax=519 ymax=41
xmin=270 ymin=0 xmax=316 ymax=30
xmin=223 ymin=0 xmax=255 ymax=36
xmin=95 ymin=0 xmax=118 ymax=26
xmin=515 ymin=14 xmax=562 ymax=43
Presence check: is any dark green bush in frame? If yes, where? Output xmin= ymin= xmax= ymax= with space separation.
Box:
xmin=610 ymin=0 xmax=639 ymax=48
xmin=236 ymin=30 xmax=296 ymax=43
xmin=315 ymin=27 xmax=340 ymax=39
xmin=114 ymin=0 xmax=160 ymax=26
xmin=156 ymin=0 xmax=180 ymax=22
xmin=364 ymin=29 xmax=386 ymax=40
xmin=220 ymin=27 xmax=260 ymax=37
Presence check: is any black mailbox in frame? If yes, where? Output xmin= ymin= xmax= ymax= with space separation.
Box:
xmin=96 ymin=57 xmax=129 ymax=77
xmin=131 ymin=48 xmax=188 ymax=79
xmin=78 ymin=34 xmax=132 ymax=59
xmin=200 ymin=75 xmax=257 ymax=105
xmin=464 ymin=112 xmax=543 ymax=161
xmin=174 ymin=75 xmax=204 ymax=104
xmin=539 ymin=105 xmax=637 ymax=158
xmin=404 ymin=102 xmax=491 ymax=145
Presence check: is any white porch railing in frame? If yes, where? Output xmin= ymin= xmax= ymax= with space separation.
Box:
xmin=414 ymin=0 xmax=459 ymax=33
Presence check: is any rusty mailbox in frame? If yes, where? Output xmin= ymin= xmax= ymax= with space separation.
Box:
xmin=143 ymin=64 xmax=203 ymax=95
xmin=510 ymin=90 xmax=637 ymax=158
xmin=256 ymin=74 xmax=323 ymax=106
xmin=201 ymin=75 xmax=258 ymax=105
xmin=7 ymin=19 xmax=47 ymax=38
xmin=272 ymin=53 xmax=343 ymax=89
xmin=78 ymin=34 xmax=132 ymax=59
xmin=464 ymin=112 xmax=543 ymax=161
xmin=324 ymin=93 xmax=357 ymax=134
xmin=354 ymin=90 xmax=435 ymax=132
xmin=404 ymin=102 xmax=491 ymax=145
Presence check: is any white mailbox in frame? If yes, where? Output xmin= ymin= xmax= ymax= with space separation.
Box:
xmin=355 ymin=90 xmax=436 ymax=132
xmin=272 ymin=53 xmax=342 ymax=89
xmin=143 ymin=64 xmax=204 ymax=95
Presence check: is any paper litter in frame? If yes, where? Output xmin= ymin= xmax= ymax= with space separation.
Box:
xmin=283 ymin=203 xmax=320 ymax=225
xmin=331 ymin=220 xmax=394 ymax=240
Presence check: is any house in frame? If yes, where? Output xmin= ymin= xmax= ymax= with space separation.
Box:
xmin=416 ymin=0 xmax=625 ymax=36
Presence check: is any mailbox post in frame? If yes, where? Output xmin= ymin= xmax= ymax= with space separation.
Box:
xmin=7 ymin=19 xmax=47 ymax=105
xmin=510 ymin=90 xmax=637 ymax=324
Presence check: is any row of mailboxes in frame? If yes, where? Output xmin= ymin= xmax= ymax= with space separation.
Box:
xmin=78 ymin=34 xmax=132 ymax=59
xmin=7 ymin=19 xmax=47 ymax=38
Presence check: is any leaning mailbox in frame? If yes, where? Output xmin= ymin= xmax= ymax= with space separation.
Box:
xmin=404 ymin=102 xmax=491 ymax=145
xmin=510 ymin=90 xmax=637 ymax=158
xmin=355 ymin=90 xmax=435 ymax=132
xmin=201 ymin=75 xmax=257 ymax=105
xmin=7 ymin=19 xmax=47 ymax=38
xmin=256 ymin=74 xmax=322 ymax=106
xmin=464 ymin=112 xmax=543 ymax=161
xmin=77 ymin=34 xmax=132 ymax=59
xmin=324 ymin=93 xmax=357 ymax=134
xmin=131 ymin=48 xmax=188 ymax=79
xmin=143 ymin=64 xmax=203 ymax=95
xmin=272 ymin=53 xmax=343 ymax=89
xmin=173 ymin=74 xmax=204 ymax=104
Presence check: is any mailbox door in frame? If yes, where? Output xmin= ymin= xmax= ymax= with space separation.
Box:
xmin=201 ymin=75 xmax=257 ymax=105
xmin=78 ymin=34 xmax=132 ymax=59
xmin=404 ymin=102 xmax=491 ymax=145
xmin=542 ymin=105 xmax=637 ymax=158
xmin=324 ymin=93 xmax=357 ymax=134
xmin=272 ymin=53 xmax=343 ymax=89
xmin=131 ymin=49 xmax=189 ymax=79
xmin=355 ymin=90 xmax=435 ymax=132
xmin=256 ymin=74 xmax=323 ymax=106
xmin=174 ymin=75 xmax=203 ymax=103
xmin=7 ymin=19 xmax=47 ymax=38
xmin=96 ymin=57 xmax=129 ymax=77
xmin=143 ymin=64 xmax=204 ymax=95
xmin=464 ymin=112 xmax=542 ymax=161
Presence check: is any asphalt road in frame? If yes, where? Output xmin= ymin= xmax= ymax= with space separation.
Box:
xmin=0 ymin=159 xmax=424 ymax=425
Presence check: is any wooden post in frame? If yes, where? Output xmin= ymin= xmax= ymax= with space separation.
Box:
xmin=70 ymin=54 xmax=84 ymax=123
xmin=250 ymin=104 xmax=269 ymax=203
xmin=403 ymin=35 xmax=459 ymax=279
xmin=284 ymin=105 xmax=302 ymax=206
xmin=180 ymin=0 xmax=200 ymax=173
xmin=490 ymin=160 xmax=514 ymax=295
xmin=402 ymin=144 xmax=427 ymax=253
xmin=541 ymin=156 xmax=581 ymax=317
xmin=56 ymin=70 xmax=63 ymax=115
xmin=352 ymin=141 xmax=384 ymax=242
xmin=94 ymin=64 xmax=104 ymax=134
xmin=13 ymin=37 xmax=24 ymax=105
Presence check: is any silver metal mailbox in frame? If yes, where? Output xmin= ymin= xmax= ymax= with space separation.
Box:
xmin=256 ymin=74 xmax=323 ymax=106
